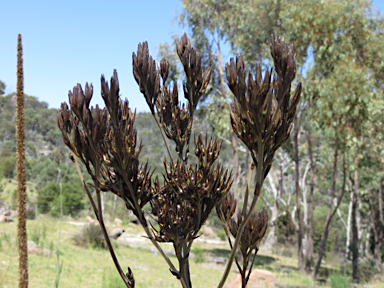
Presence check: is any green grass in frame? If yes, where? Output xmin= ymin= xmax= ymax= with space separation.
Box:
xmin=1 ymin=218 xmax=383 ymax=288
xmin=0 ymin=219 xmax=234 ymax=288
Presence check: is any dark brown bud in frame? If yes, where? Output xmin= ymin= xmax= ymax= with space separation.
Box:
xmin=216 ymin=192 xmax=237 ymax=221
xmin=159 ymin=58 xmax=169 ymax=85
xmin=176 ymin=33 xmax=211 ymax=112
xmin=132 ymin=42 xmax=160 ymax=114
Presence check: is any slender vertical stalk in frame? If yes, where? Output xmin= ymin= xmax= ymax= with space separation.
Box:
xmin=175 ymin=242 xmax=192 ymax=288
xmin=152 ymin=114 xmax=175 ymax=166
xmin=368 ymin=192 xmax=382 ymax=266
xmin=70 ymin=155 xmax=131 ymax=287
xmin=218 ymin=139 xmax=264 ymax=288
xmin=16 ymin=34 xmax=28 ymax=288
xmin=94 ymin=163 xmax=132 ymax=287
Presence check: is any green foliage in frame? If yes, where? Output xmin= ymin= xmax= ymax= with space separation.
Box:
xmin=51 ymin=183 xmax=85 ymax=217
xmin=0 ymin=232 xmax=12 ymax=252
xmin=37 ymin=181 xmax=84 ymax=216
xmin=0 ymin=80 xmax=5 ymax=95
xmin=0 ymin=153 xmax=16 ymax=179
xmin=191 ymin=246 xmax=205 ymax=263
xmin=37 ymin=182 xmax=58 ymax=214
xmin=0 ymin=92 xmax=62 ymax=148
xmin=275 ymin=209 xmax=296 ymax=243
xmin=358 ymin=257 xmax=381 ymax=282
xmin=29 ymin=223 xmax=47 ymax=247
xmin=157 ymin=40 xmax=181 ymax=86
xmin=329 ymin=272 xmax=351 ymax=288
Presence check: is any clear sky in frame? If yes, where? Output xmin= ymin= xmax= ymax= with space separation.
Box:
xmin=1 ymin=0 xmax=184 ymax=112
xmin=1 ymin=0 xmax=383 ymax=112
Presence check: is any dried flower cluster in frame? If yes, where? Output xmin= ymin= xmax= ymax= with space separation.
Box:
xmin=216 ymin=34 xmax=301 ymax=288
xmin=151 ymin=136 xmax=232 ymax=244
xmin=132 ymin=33 xmax=231 ymax=287
xmin=226 ymin=34 xmax=301 ymax=182
xmin=57 ymin=32 xmax=300 ymax=288
xmin=217 ymin=194 xmax=268 ymax=287
xmin=58 ymin=72 xmax=140 ymax=288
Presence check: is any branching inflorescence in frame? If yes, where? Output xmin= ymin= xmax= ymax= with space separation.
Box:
xmin=57 ymin=33 xmax=300 ymax=288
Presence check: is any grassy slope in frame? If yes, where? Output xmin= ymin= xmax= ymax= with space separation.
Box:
xmin=0 ymin=219 xmax=235 ymax=288
xmin=0 ymin=218 xmax=383 ymax=288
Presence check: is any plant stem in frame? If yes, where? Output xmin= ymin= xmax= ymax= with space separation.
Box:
xmin=218 ymin=140 xmax=264 ymax=288
xmin=119 ymin=168 xmax=182 ymax=284
xmin=16 ymin=33 xmax=28 ymax=288
xmin=242 ymin=161 xmax=255 ymax=217
xmin=70 ymin=155 xmax=99 ymax=219
xmin=55 ymin=182 xmax=63 ymax=288
xmin=175 ymin=242 xmax=192 ymax=288
xmin=152 ymin=113 xmax=175 ymax=166
xmin=95 ymin=163 xmax=132 ymax=287
xmin=71 ymin=155 xmax=131 ymax=287
xmin=245 ymin=250 xmax=258 ymax=284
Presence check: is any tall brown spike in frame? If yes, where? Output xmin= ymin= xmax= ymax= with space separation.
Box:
xmin=16 ymin=33 xmax=28 ymax=288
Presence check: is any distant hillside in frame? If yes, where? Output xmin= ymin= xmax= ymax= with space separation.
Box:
xmin=0 ymin=93 xmax=63 ymax=158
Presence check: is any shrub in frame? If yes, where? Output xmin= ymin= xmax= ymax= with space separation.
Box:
xmin=191 ymin=246 xmax=205 ymax=263
xmin=358 ymin=257 xmax=380 ymax=283
xmin=0 ymin=155 xmax=16 ymax=179
xmin=72 ymin=223 xmax=106 ymax=249
xmin=329 ymin=272 xmax=351 ymax=288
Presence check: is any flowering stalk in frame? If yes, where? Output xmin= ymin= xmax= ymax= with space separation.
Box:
xmin=217 ymin=33 xmax=301 ymax=288
xmin=57 ymin=32 xmax=300 ymax=288
xmin=133 ymin=34 xmax=230 ymax=288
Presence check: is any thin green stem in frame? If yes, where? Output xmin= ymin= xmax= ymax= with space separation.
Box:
xmin=245 ymin=249 xmax=258 ymax=284
xmin=54 ymin=181 xmax=63 ymax=288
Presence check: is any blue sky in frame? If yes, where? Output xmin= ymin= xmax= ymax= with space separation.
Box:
xmin=1 ymin=0 xmax=383 ymax=112
xmin=1 ymin=0 xmax=184 ymax=111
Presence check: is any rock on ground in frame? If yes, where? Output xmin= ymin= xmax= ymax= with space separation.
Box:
xmin=27 ymin=240 xmax=51 ymax=257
